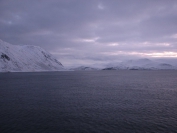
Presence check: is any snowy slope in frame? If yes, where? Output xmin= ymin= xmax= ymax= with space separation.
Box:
xmin=0 ymin=39 xmax=64 ymax=72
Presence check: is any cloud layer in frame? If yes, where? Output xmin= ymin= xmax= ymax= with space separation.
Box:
xmin=1 ymin=0 xmax=177 ymax=67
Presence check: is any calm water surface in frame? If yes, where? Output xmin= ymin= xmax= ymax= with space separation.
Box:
xmin=0 ymin=70 xmax=177 ymax=133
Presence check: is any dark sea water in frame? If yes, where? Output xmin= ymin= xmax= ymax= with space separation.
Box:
xmin=0 ymin=70 xmax=177 ymax=133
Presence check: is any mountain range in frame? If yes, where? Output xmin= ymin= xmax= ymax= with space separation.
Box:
xmin=72 ymin=58 xmax=177 ymax=71
xmin=1 ymin=39 xmax=177 ymax=72
xmin=102 ymin=58 xmax=177 ymax=70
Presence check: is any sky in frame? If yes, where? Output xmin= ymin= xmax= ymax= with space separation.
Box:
xmin=0 ymin=0 xmax=177 ymax=67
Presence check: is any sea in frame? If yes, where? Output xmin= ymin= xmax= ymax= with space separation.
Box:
xmin=0 ymin=70 xmax=177 ymax=133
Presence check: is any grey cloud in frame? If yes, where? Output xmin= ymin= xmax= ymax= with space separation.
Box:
xmin=0 ymin=0 xmax=177 ymax=66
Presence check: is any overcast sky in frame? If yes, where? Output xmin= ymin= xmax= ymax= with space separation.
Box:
xmin=0 ymin=0 xmax=177 ymax=67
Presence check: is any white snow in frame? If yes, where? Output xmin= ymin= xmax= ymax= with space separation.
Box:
xmin=0 ymin=39 xmax=64 ymax=72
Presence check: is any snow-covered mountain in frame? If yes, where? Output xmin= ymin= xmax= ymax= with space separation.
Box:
xmin=69 ymin=58 xmax=177 ymax=71
xmin=103 ymin=58 xmax=177 ymax=70
xmin=0 ymin=39 xmax=64 ymax=72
